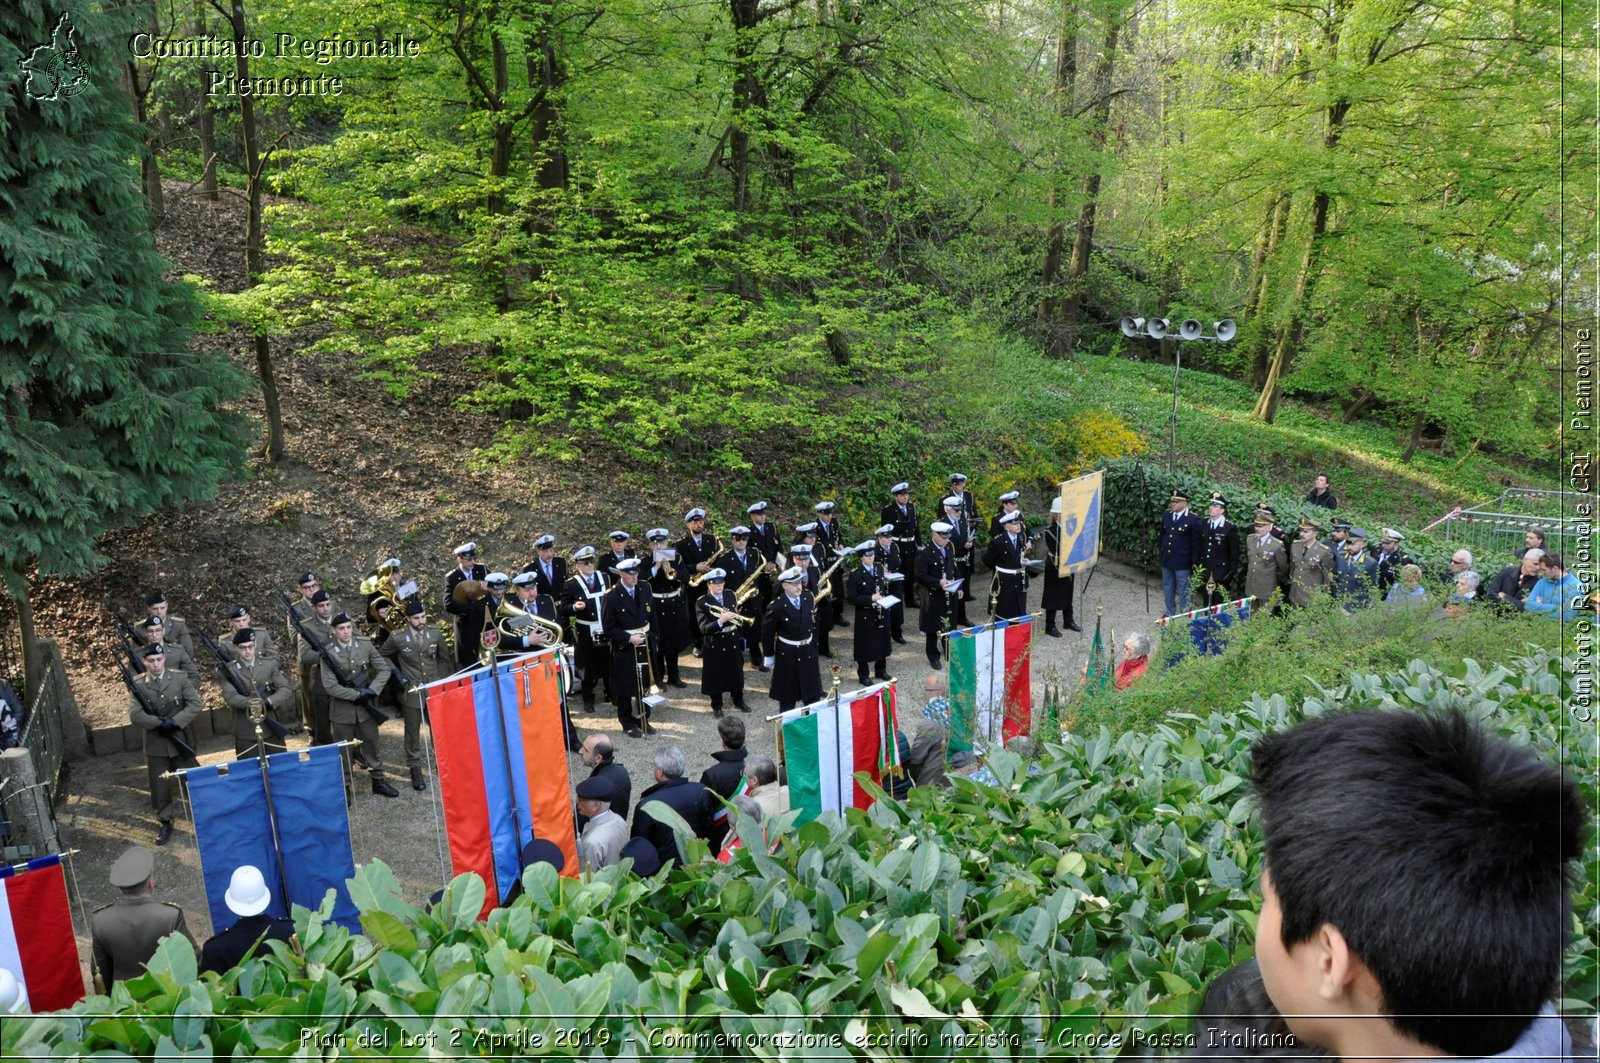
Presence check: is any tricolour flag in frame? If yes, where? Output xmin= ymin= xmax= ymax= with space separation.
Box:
xmin=782 ymin=682 xmax=900 ymax=825
xmin=947 ymin=616 xmax=1033 ymax=751
xmin=0 ymin=854 xmax=83 ymax=1012
xmin=189 ymin=744 xmax=358 ymax=929
xmin=1085 ymin=614 xmax=1111 ymax=693
xmin=427 ymin=650 xmax=578 ymax=917
xmin=1056 ymin=471 xmax=1103 ymax=577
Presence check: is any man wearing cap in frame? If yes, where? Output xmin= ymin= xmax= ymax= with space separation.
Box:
xmin=746 ymin=502 xmax=781 ymax=570
xmin=297 ymin=589 xmax=340 ymax=746
xmin=575 ymin=776 xmax=627 ymax=871
xmin=91 ymin=846 xmax=194 ymax=989
xmin=645 ymin=530 xmax=690 ymax=688
xmin=444 ymin=543 xmax=488 ymax=669
xmin=947 ymin=473 xmax=984 ymax=541
xmin=812 ymin=502 xmax=848 ymax=630
xmin=1243 ymin=505 xmax=1289 ymax=612
xmin=598 ymin=531 xmax=636 ymax=580
xmin=463 ymin=572 xmax=511 ymax=664
xmin=916 ymin=521 xmax=964 ymax=668
xmin=871 ymin=524 xmax=909 ymax=643
xmin=939 ymin=496 xmax=975 ymax=626
xmin=1196 ymin=493 xmax=1241 ymax=608
xmin=1288 ymin=516 xmax=1336 ymax=608
xmin=789 ymin=543 xmax=834 ymax=659
xmin=1157 ymin=490 xmax=1203 ymax=618
xmin=379 ymin=598 xmax=446 ymax=790
xmin=619 ymin=836 xmax=663 ymax=877
xmin=560 ymin=548 xmax=611 ymax=710
xmin=219 ymin=629 xmax=295 ymax=757
xmin=1324 ymin=518 xmax=1352 ymax=557
xmin=198 ymin=865 xmax=295 ymax=975
xmin=847 ymin=545 xmax=893 ymax=685
xmin=1041 ymin=497 xmax=1079 ymax=637
xmin=1374 ymin=528 xmax=1414 ymax=595
xmin=982 ymin=510 xmax=1030 ymax=620
xmin=677 ymin=509 xmax=721 ymax=654
xmin=601 ymin=558 xmax=657 ymax=737
xmin=696 ymin=569 xmax=748 ymax=717
xmin=287 ymin=573 xmax=331 ymax=736
xmin=763 ymin=566 xmax=823 ymax=712
xmin=321 ymin=611 xmax=399 ymax=799
xmin=988 ymin=491 xmax=1023 ymax=537
xmin=880 ymin=484 xmax=921 ymax=608
xmin=128 ymin=644 xmax=202 ymax=845
xmin=722 ymin=527 xmax=769 ymax=669
xmin=139 ymin=614 xmax=202 ymax=690
xmin=528 ymin=535 xmax=567 ymax=600
xmin=221 ymin=605 xmax=280 ymax=663
xmin=142 ymin=590 xmax=195 ymax=657
xmin=508 ymin=570 xmax=562 ymax=654
xmin=1333 ymin=528 xmax=1379 ymax=606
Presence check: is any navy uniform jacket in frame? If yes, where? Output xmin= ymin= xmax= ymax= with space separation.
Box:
xmin=879 ymin=501 xmax=920 ymax=553
xmin=199 ymin=913 xmax=295 ymax=975
xmin=528 ymin=557 xmax=568 ymax=600
xmin=1197 ymin=517 xmax=1242 ymax=589
xmin=1158 ymin=510 xmax=1204 ymax=571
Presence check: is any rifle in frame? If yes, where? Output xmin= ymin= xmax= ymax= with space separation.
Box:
xmin=113 ymin=612 xmax=147 ymax=674
xmin=117 ymin=660 xmax=198 ymax=759
xmin=196 ymin=628 xmax=291 ymax=741
xmin=279 ymin=592 xmax=390 ymax=724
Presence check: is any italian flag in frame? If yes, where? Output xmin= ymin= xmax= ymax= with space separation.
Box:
xmin=0 ymin=854 xmax=84 ymax=1012
xmin=782 ymin=683 xmax=901 ymax=825
xmin=948 ymin=616 xmax=1033 ymax=751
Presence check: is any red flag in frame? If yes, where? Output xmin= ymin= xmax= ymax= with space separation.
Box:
xmin=0 ymin=855 xmax=84 ymax=1012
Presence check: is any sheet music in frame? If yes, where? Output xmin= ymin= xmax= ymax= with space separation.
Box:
xmin=394 ymin=580 xmax=418 ymax=600
xmin=945 ymin=579 xmax=965 ymax=592
xmin=876 ymin=595 xmax=901 ymax=609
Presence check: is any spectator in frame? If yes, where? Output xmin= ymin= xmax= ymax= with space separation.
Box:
xmin=1385 ymin=563 xmax=1428 ymax=607
xmin=1516 ymin=527 xmax=1548 ymax=560
xmin=1303 ymin=474 xmax=1337 ymax=510
xmin=1114 ymin=632 xmax=1151 ymax=691
xmin=1442 ymin=547 xmax=1473 ymax=591
xmin=575 ymin=733 xmax=631 ymax=829
xmin=1524 ymin=553 xmax=1582 ymax=621
xmin=744 ymin=755 xmax=790 ymax=821
xmin=717 ymin=795 xmax=764 ymax=863
xmin=1485 ymin=548 xmax=1543 ymax=612
xmin=618 ymin=837 xmax=662 ymax=877
xmin=632 ymin=746 xmax=714 ymax=868
xmin=199 ymin=865 xmax=295 ymax=975
xmin=700 ymin=715 xmax=749 ymax=849
xmin=575 ymin=776 xmax=627 ymax=872
xmin=1249 ymin=709 xmax=1585 ymax=1061
xmin=1443 ymin=571 xmax=1481 ymax=619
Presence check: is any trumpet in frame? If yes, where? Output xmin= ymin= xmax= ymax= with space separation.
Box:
xmin=495 ymin=597 xmax=565 ymax=647
xmin=709 ymin=604 xmax=754 ymax=626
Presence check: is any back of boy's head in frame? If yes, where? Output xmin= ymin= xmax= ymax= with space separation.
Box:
xmin=1250 ymin=708 xmax=1587 ymax=1056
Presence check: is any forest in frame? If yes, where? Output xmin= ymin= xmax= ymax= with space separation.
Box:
xmin=96 ymin=0 xmax=1586 ymax=472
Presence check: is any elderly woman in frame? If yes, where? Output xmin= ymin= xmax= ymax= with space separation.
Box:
xmin=1385 ymin=563 xmax=1428 ymax=607
xmin=1114 ymin=632 xmax=1152 ymax=691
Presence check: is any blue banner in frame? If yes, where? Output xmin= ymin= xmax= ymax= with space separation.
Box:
xmin=1189 ymin=602 xmax=1251 ymax=656
xmin=189 ymin=747 xmax=357 ymax=929
xmin=1057 ymin=471 xmax=1103 ymax=577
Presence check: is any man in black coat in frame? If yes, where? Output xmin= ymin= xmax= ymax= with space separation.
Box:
xmin=847 ymin=547 xmax=893 ymax=684
xmin=1158 ymin=490 xmax=1203 ymax=618
xmin=645 ymin=528 xmax=690 ymax=687
xmin=880 ymin=483 xmax=921 ymax=610
xmin=1196 ymin=492 xmax=1242 ymax=606
xmin=982 ymin=510 xmax=1029 ymax=620
xmin=695 ymin=570 xmax=748 ymax=716
xmin=812 ymin=501 xmax=849 ymax=629
xmin=763 ymin=567 xmax=823 ymax=712
xmin=1485 ymin=548 xmax=1543 ymax=613
xmin=1373 ymin=529 xmax=1414 ymax=596
xmin=1041 ymin=498 xmax=1078 ymax=636
xmin=1304 ymin=473 xmax=1338 ymax=510
xmin=560 ymin=547 xmax=610 ymax=711
xmin=700 ymin=715 xmax=750 ymax=850
xmin=600 ymin=559 xmax=657 ymax=738
xmin=443 ymin=542 xmax=488 ymax=669
xmin=575 ymin=733 xmax=631 ymax=829
xmin=722 ymin=527 xmax=768 ymax=669
xmin=632 ymin=745 xmax=714 ymax=869
xmin=676 ymin=508 xmax=721 ymax=655
xmin=198 ymin=865 xmax=295 ymax=976
xmin=915 ymin=522 xmax=963 ymax=668
xmin=870 ymin=524 xmax=909 ymax=643
xmin=527 ymin=534 xmax=568 ymax=599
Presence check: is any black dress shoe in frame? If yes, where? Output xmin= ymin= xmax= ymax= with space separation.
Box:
xmin=1045 ymin=625 xmax=1063 ymax=638
xmin=155 ymin=819 xmax=174 ymax=847
xmin=1066 ymin=620 xmax=1082 ymax=632
xmin=754 ymin=663 xmax=770 ymax=672
xmin=410 ymin=766 xmax=426 ymax=791
xmin=713 ymin=707 xmax=724 ymax=719
xmin=371 ymin=778 xmax=400 ymax=798
xmin=892 ymin=635 xmax=907 ymax=644
xmin=642 ymin=721 xmax=655 ymax=735
xmin=875 ymin=671 xmax=891 ymax=681
xmin=582 ymin=693 xmax=596 ymax=712
xmin=626 ymin=727 xmax=644 ymax=738
xmin=736 ymin=701 xmax=750 ymax=713
xmin=668 ymin=678 xmax=688 ymax=689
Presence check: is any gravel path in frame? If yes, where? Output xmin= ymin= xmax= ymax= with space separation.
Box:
xmin=54 ymin=560 xmax=1159 ymax=988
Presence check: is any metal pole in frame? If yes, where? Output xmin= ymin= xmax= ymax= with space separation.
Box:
xmin=484 ymin=652 xmax=527 ymax=852
xmin=1169 ymin=344 xmax=1181 ymax=476
xmin=249 ymin=709 xmax=293 ymax=917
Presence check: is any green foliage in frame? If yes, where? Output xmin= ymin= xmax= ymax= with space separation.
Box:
xmin=0 ymin=0 xmax=250 ymax=591
xmin=15 ymin=650 xmax=1592 ymax=1053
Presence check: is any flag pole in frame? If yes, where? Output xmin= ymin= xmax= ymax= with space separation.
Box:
xmin=829 ymin=667 xmax=842 ymax=814
xmin=483 ymin=639 xmax=529 ymax=866
xmin=248 ymin=705 xmax=293 ymax=917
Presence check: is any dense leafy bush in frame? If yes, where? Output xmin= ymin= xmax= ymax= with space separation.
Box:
xmin=13 ymin=652 xmax=1590 ymax=1058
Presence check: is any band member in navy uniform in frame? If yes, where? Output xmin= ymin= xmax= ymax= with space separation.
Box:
xmin=508 ymin=571 xmax=575 ymax=751
xmin=813 ymin=501 xmax=848 ymax=630
xmin=598 ymin=531 xmax=635 ymax=580
xmin=880 ymin=483 xmax=921 ymax=611
xmin=444 ymin=542 xmax=488 ymax=669
xmin=988 ymin=490 xmax=1023 ymax=537
xmin=677 ymin=508 xmax=720 ymax=656
xmin=722 ymin=526 xmax=769 ymax=670
xmin=872 ymin=523 xmax=909 ymax=643
xmin=790 ymin=543 xmax=832 ymax=659
xmin=464 ymin=572 xmax=512 ymax=662
xmin=528 ymin=535 xmax=567 ymax=599
xmin=746 ymin=502 xmax=781 ymax=569
xmin=644 ymin=528 xmax=689 ymax=688
xmin=940 ymin=496 xmax=974 ymax=627
xmin=847 ymin=547 xmax=893 ymax=685
xmin=1197 ymin=493 xmax=1241 ymax=607
xmin=600 ymin=558 xmax=656 ymax=738
xmin=947 ymin=473 xmax=983 ymax=541
xmin=983 ymin=510 xmax=1029 ymax=620
xmin=1041 ymin=497 xmax=1080 ymax=636
xmin=915 ymin=521 xmax=964 ymax=669
xmin=763 ymin=567 xmax=822 ymax=713
xmin=696 ymin=570 xmax=748 ymax=717
xmin=561 ymin=546 xmax=611 ymax=711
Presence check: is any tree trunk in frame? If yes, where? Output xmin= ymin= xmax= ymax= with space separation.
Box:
xmin=11 ymin=570 xmax=41 ymax=705
xmin=728 ymin=0 xmax=763 ymax=303
xmin=1340 ymin=387 xmax=1373 ymax=423
xmin=1245 ymin=192 xmax=1290 ymax=388
xmin=229 ymin=0 xmax=285 ymax=461
xmin=1036 ymin=0 xmax=1078 ymax=341
xmin=123 ymin=5 xmax=163 ymax=224
xmin=1400 ymin=409 xmax=1425 ymax=462
xmin=196 ymin=2 xmax=218 ymax=201
xmin=1056 ymin=13 xmax=1122 ymax=348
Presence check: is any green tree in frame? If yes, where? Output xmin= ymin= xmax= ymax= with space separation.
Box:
xmin=0 ymin=0 xmax=250 ymax=697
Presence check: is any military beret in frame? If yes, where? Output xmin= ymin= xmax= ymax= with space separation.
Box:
xmin=146 ymin=589 xmax=167 ymax=606
xmin=404 ymin=599 xmax=426 ymax=616
xmin=231 ymin=628 xmax=256 ymax=645
xmin=109 ymin=846 xmax=155 ymax=888
xmin=621 ymin=836 xmax=662 ymax=876
xmin=310 ymin=589 xmax=331 ymax=604
xmin=890 ymin=482 xmax=910 ymax=494
xmin=141 ymin=643 xmax=166 ymax=658
xmin=330 ymin=612 xmax=353 ymax=626
xmin=534 ymin=535 xmax=556 ymax=549
xmin=142 ymin=615 xmax=164 ymax=629
xmin=520 ymin=837 xmax=566 ymax=872
xmin=227 ymin=604 xmax=250 ymax=620
xmin=575 ymin=776 xmax=614 ymax=802
xmin=298 ymin=571 xmax=319 ymax=586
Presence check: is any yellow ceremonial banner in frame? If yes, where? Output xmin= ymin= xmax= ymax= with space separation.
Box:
xmin=1056 ymin=471 xmax=1103 ymax=578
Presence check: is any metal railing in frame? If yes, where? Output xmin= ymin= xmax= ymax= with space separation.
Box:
xmin=0 ymin=649 xmax=70 ymax=857
xmin=1436 ymin=489 xmax=1590 ymax=562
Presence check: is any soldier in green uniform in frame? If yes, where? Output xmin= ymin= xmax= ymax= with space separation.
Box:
xmin=128 ymin=644 xmax=202 ymax=846
xmin=224 ymin=604 xmax=280 ymax=663
xmin=378 ymin=599 xmax=445 ymax=791
xmin=296 ymin=588 xmax=338 ymax=746
xmin=143 ymin=589 xmax=194 ymax=657
xmin=288 ymin=573 xmax=339 ymax=741
xmin=1288 ymin=515 xmax=1336 ymax=608
xmin=90 ymin=846 xmax=194 ymax=991
xmin=1243 ymin=505 xmax=1290 ymax=614
xmin=321 ymin=612 xmax=399 ymax=800
xmin=139 ymin=614 xmax=201 ymax=691
xmin=219 ymin=629 xmax=296 ymax=757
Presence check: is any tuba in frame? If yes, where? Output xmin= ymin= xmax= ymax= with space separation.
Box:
xmin=496 ymin=596 xmax=565 ymax=647
xmin=367 ymin=561 xmax=409 ymax=631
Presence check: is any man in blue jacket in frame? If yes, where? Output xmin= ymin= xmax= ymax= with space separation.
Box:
xmin=1523 ymin=553 xmax=1583 ymax=621
xmin=1158 ymin=490 xmax=1203 ymax=617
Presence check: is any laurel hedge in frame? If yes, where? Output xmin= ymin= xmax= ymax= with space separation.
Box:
xmin=10 ymin=651 xmax=1593 ymax=1059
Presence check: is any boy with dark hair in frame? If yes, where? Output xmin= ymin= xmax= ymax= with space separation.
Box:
xmin=1249 ymin=709 xmax=1586 ymax=1060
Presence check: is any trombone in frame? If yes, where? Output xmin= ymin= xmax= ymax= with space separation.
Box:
xmin=625 ymin=625 xmax=662 ymax=698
